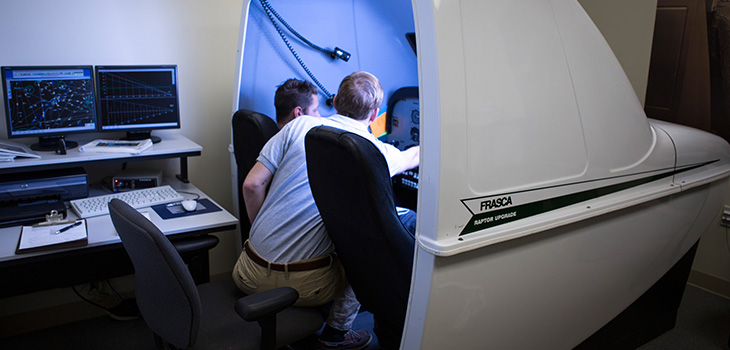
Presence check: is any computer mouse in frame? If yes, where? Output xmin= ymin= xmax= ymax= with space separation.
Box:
xmin=181 ymin=199 xmax=198 ymax=212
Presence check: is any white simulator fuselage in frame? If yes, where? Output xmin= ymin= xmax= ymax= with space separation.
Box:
xmin=233 ymin=0 xmax=730 ymax=348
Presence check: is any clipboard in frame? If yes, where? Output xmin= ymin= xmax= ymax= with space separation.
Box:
xmin=16 ymin=219 xmax=88 ymax=254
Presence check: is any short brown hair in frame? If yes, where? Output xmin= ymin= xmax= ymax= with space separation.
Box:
xmin=274 ymin=79 xmax=318 ymax=124
xmin=334 ymin=71 xmax=383 ymax=120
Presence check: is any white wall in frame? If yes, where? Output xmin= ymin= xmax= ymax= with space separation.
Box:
xmin=0 ymin=0 xmax=243 ymax=315
xmin=692 ymin=185 xmax=730 ymax=296
xmin=577 ymin=0 xmax=658 ymax=105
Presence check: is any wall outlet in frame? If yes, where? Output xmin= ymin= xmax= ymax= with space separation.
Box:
xmin=722 ymin=205 xmax=730 ymax=227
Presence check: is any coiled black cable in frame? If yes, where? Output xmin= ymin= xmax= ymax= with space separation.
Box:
xmin=261 ymin=0 xmax=330 ymax=56
xmin=259 ymin=0 xmax=336 ymax=102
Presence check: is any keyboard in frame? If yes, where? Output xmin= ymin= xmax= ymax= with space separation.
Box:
xmin=393 ymin=168 xmax=419 ymax=190
xmin=70 ymin=185 xmax=184 ymax=218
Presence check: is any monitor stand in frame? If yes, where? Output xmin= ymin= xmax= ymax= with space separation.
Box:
xmin=31 ymin=136 xmax=78 ymax=152
xmin=122 ymin=130 xmax=161 ymax=144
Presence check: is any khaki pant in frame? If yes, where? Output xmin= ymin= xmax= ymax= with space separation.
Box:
xmin=232 ymin=244 xmax=349 ymax=307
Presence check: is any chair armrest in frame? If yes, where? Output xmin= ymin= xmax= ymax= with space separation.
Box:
xmin=172 ymin=235 xmax=219 ymax=255
xmin=171 ymin=235 xmax=219 ymax=285
xmin=235 ymin=287 xmax=299 ymax=321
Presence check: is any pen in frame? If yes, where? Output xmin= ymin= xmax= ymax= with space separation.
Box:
xmin=54 ymin=220 xmax=83 ymax=235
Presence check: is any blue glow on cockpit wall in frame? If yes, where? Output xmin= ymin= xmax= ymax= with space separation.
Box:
xmin=237 ymin=0 xmax=418 ymax=120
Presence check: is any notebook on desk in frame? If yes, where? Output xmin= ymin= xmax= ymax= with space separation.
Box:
xmin=16 ymin=220 xmax=88 ymax=254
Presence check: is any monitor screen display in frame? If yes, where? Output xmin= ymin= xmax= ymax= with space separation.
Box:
xmin=386 ymin=87 xmax=419 ymax=151
xmin=95 ymin=65 xmax=180 ymax=142
xmin=1 ymin=66 xmax=98 ymax=141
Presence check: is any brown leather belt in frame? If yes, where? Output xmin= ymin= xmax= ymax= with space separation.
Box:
xmin=245 ymin=241 xmax=332 ymax=272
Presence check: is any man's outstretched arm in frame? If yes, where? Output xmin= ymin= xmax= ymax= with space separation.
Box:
xmin=400 ymin=146 xmax=420 ymax=172
xmin=242 ymin=161 xmax=273 ymax=224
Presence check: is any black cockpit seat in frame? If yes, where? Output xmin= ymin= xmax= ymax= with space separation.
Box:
xmin=305 ymin=125 xmax=415 ymax=349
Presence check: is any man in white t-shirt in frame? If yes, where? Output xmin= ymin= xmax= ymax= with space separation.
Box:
xmin=233 ymin=72 xmax=418 ymax=349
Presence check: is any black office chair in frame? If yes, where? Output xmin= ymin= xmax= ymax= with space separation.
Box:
xmin=232 ymin=109 xmax=279 ymax=242
xmin=108 ymin=199 xmax=322 ymax=350
xmin=305 ymin=126 xmax=415 ymax=349
xmin=170 ymin=235 xmax=220 ymax=285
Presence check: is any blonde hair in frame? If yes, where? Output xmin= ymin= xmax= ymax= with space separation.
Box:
xmin=334 ymin=71 xmax=383 ymax=120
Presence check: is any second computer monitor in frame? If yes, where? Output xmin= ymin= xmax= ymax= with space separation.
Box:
xmin=95 ymin=65 xmax=180 ymax=143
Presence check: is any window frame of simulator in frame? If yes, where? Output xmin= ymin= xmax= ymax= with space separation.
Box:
xmin=385 ymin=86 xmax=420 ymax=211
xmin=385 ymin=86 xmax=420 ymax=152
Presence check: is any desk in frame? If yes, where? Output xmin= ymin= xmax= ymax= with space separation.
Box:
xmin=0 ymin=136 xmax=238 ymax=298
xmin=0 ymin=134 xmax=201 ymax=181
xmin=0 ymin=179 xmax=237 ymax=298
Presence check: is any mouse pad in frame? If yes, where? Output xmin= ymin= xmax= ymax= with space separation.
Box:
xmin=152 ymin=198 xmax=222 ymax=219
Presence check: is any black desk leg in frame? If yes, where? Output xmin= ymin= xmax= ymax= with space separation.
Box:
xmin=188 ymin=250 xmax=211 ymax=284
xmin=176 ymin=157 xmax=190 ymax=183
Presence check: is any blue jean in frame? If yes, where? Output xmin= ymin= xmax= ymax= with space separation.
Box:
xmin=397 ymin=207 xmax=416 ymax=239
xmin=327 ymin=284 xmax=360 ymax=331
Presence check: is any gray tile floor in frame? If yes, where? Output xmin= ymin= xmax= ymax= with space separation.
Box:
xmin=637 ymin=285 xmax=730 ymax=350
xmin=0 ymin=284 xmax=727 ymax=349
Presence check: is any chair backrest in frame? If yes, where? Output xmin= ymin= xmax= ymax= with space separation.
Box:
xmin=232 ymin=109 xmax=279 ymax=242
xmin=304 ymin=126 xmax=415 ymax=344
xmin=108 ymin=199 xmax=202 ymax=349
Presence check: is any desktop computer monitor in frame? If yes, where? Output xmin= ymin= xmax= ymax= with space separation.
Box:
xmin=1 ymin=65 xmax=98 ymax=151
xmin=95 ymin=65 xmax=180 ymax=143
